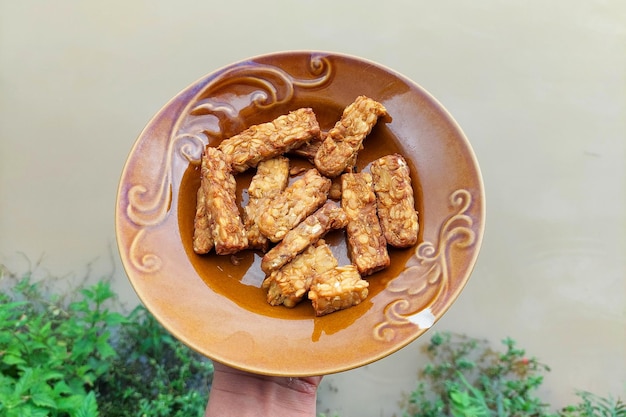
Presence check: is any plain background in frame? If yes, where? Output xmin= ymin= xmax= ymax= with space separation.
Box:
xmin=1 ymin=1 xmax=624 ymax=416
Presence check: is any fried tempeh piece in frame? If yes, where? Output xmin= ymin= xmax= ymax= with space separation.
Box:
xmin=262 ymin=240 xmax=338 ymax=307
xmin=260 ymin=201 xmax=347 ymax=274
xmin=257 ymin=168 xmax=331 ymax=242
xmin=218 ymin=108 xmax=321 ymax=173
xmin=370 ymin=154 xmax=419 ymax=248
xmin=288 ymin=131 xmax=325 ymax=163
xmin=192 ymin=185 xmax=214 ymax=254
xmin=308 ymin=265 xmax=369 ymax=316
xmin=201 ymin=146 xmax=248 ymax=255
xmin=328 ymin=180 xmax=342 ymax=201
xmin=314 ymin=96 xmax=388 ymax=177
xmin=243 ymin=156 xmax=290 ymax=251
xmin=341 ymin=172 xmax=390 ymax=276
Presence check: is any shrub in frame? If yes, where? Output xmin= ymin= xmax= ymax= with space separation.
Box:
xmin=401 ymin=332 xmax=555 ymax=417
xmin=0 ymin=269 xmax=124 ymax=416
xmin=0 ymin=265 xmax=213 ymax=417
xmin=95 ymin=305 xmax=213 ymax=416
xmin=559 ymin=391 xmax=626 ymax=417
xmin=400 ymin=332 xmax=625 ymax=417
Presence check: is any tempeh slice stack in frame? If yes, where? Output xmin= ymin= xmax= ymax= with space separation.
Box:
xmin=341 ymin=172 xmax=390 ymax=276
xmin=192 ymin=186 xmax=214 ymax=254
xmin=314 ymin=96 xmax=388 ymax=178
xmin=243 ymin=156 xmax=290 ymax=251
xmin=260 ymin=201 xmax=347 ymax=274
xmin=262 ymin=240 xmax=338 ymax=307
xmin=201 ymin=146 xmax=248 ymax=255
xmin=257 ymin=168 xmax=331 ymax=242
xmin=218 ymin=108 xmax=321 ymax=173
xmin=370 ymin=154 xmax=419 ymax=248
xmin=308 ymin=265 xmax=369 ymax=316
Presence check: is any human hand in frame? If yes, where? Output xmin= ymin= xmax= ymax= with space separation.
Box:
xmin=205 ymin=362 xmax=323 ymax=417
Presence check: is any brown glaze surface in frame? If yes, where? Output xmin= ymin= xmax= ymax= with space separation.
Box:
xmin=115 ymin=51 xmax=485 ymax=376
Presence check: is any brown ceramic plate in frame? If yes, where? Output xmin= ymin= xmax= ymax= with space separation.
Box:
xmin=115 ymin=51 xmax=485 ymax=376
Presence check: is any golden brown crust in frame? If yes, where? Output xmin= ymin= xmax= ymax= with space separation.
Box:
xmin=218 ymin=108 xmax=320 ymax=173
xmin=257 ymin=168 xmax=332 ymax=242
xmin=192 ymin=185 xmax=214 ymax=254
xmin=262 ymin=240 xmax=338 ymax=308
xmin=314 ymin=96 xmax=388 ymax=178
xmin=260 ymin=201 xmax=347 ymax=274
xmin=370 ymin=153 xmax=419 ymax=248
xmin=243 ymin=156 xmax=290 ymax=251
xmin=201 ymin=146 xmax=248 ymax=255
xmin=308 ymin=265 xmax=369 ymax=316
xmin=341 ymin=172 xmax=390 ymax=276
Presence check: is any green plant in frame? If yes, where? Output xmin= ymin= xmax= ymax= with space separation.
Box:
xmin=4 ymin=263 xmax=623 ymax=417
xmin=559 ymin=391 xmax=626 ymax=417
xmin=95 ymin=305 xmax=213 ymax=416
xmin=0 ymin=264 xmax=213 ymax=416
xmin=0 ymin=268 xmax=125 ymax=417
xmin=401 ymin=332 xmax=555 ymax=417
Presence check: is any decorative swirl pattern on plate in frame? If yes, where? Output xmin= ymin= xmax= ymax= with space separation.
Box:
xmin=374 ymin=189 xmax=476 ymax=342
xmin=187 ymin=54 xmax=332 ymax=140
xmin=124 ymin=55 xmax=333 ymax=273
xmin=125 ymin=133 xmax=205 ymax=273
xmin=126 ymin=133 xmax=205 ymax=228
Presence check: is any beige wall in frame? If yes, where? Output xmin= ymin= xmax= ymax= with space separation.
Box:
xmin=1 ymin=1 xmax=624 ymax=415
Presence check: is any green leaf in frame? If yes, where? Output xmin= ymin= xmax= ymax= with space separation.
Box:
xmin=30 ymin=391 xmax=57 ymax=409
xmin=450 ymin=390 xmax=468 ymax=406
xmin=96 ymin=341 xmax=116 ymax=360
xmin=72 ymin=391 xmax=98 ymax=417
xmin=0 ymin=301 xmax=28 ymax=314
xmin=53 ymin=380 xmax=73 ymax=396
xmin=104 ymin=312 xmax=127 ymax=326
xmin=2 ymin=354 xmax=27 ymax=366
xmin=93 ymin=282 xmax=115 ymax=304
xmin=39 ymin=371 xmax=65 ymax=382
xmin=69 ymin=299 xmax=90 ymax=314
xmin=8 ymin=404 xmax=50 ymax=417
xmin=72 ymin=338 xmax=96 ymax=361
xmin=81 ymin=371 xmax=96 ymax=387
xmin=14 ymin=367 xmax=35 ymax=396
xmin=80 ymin=288 xmax=95 ymax=301
xmin=57 ymin=394 xmax=86 ymax=414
